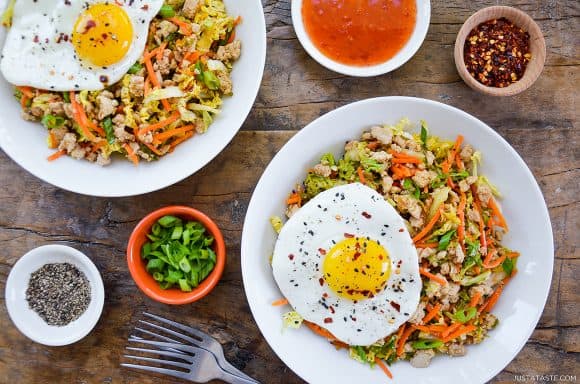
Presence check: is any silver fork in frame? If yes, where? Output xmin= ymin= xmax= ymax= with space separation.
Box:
xmin=123 ymin=338 xmax=259 ymax=384
xmin=138 ymin=312 xmax=257 ymax=383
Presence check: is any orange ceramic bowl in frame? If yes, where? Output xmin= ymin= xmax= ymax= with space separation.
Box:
xmin=127 ymin=206 xmax=226 ymax=305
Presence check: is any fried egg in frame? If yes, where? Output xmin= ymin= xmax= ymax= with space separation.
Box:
xmin=1 ymin=0 xmax=163 ymax=91
xmin=272 ymin=183 xmax=422 ymax=346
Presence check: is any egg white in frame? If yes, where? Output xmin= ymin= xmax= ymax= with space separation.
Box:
xmin=272 ymin=183 xmax=422 ymax=346
xmin=0 ymin=0 xmax=163 ymax=91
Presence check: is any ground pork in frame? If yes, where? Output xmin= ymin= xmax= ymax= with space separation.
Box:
xmin=477 ymin=183 xmax=493 ymax=206
xmin=394 ymin=194 xmax=422 ymax=219
xmin=410 ymin=350 xmax=435 ymax=368
xmin=460 ymin=144 xmax=474 ymax=162
xmin=129 ymin=75 xmax=145 ymax=97
xmin=181 ymin=0 xmax=200 ymax=18
xmin=155 ymin=20 xmax=178 ymax=42
xmin=48 ymin=101 xmax=65 ymax=116
xmin=216 ymin=71 xmax=233 ymax=94
xmin=96 ymin=153 xmax=111 ymax=166
xmin=458 ymin=175 xmax=477 ymax=192
xmin=381 ymin=175 xmax=394 ymax=193
xmin=370 ymin=150 xmax=389 ymax=163
xmin=425 ymin=151 xmax=435 ymax=166
xmin=412 ymin=170 xmax=437 ymax=188
xmin=418 ymin=247 xmax=436 ymax=261
xmin=312 ymin=164 xmax=332 ymax=177
xmin=447 ymin=343 xmax=466 ymax=356
xmin=96 ymin=91 xmax=118 ymax=120
xmin=466 ymin=207 xmax=481 ymax=222
xmin=216 ymin=40 xmax=241 ymax=61
xmin=369 ymin=125 xmax=392 ymax=145
xmin=154 ymin=49 xmax=176 ymax=75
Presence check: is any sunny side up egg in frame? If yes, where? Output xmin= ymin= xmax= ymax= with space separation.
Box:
xmin=0 ymin=0 xmax=163 ymax=91
xmin=272 ymin=183 xmax=422 ymax=346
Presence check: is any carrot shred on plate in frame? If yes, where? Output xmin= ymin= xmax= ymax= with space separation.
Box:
xmin=422 ymin=303 xmax=441 ymax=324
xmin=138 ymin=111 xmax=180 ymax=136
xmin=419 ymin=268 xmax=447 ymax=286
xmin=286 ymin=193 xmax=301 ymax=206
xmin=442 ymin=324 xmax=476 ymax=343
xmin=123 ymin=143 xmax=139 ymax=166
xmin=304 ymin=321 xmax=336 ymax=341
xmin=357 ymin=166 xmax=366 ymax=184
xmin=412 ymin=207 xmax=442 ymax=243
xmin=374 ymin=358 xmax=393 ymax=379
xmin=47 ymin=149 xmax=66 ymax=161
xmin=271 ymin=298 xmax=289 ymax=306
xmin=396 ymin=325 xmax=415 ymax=357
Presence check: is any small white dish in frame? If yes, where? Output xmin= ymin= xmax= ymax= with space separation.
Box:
xmin=241 ymin=97 xmax=553 ymax=383
xmin=5 ymin=244 xmax=105 ymax=346
xmin=291 ymin=0 xmax=431 ymax=77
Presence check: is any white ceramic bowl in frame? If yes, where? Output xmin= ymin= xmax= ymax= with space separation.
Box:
xmin=241 ymin=97 xmax=553 ymax=384
xmin=0 ymin=0 xmax=266 ymax=197
xmin=5 ymin=245 xmax=105 ymax=346
xmin=291 ymin=0 xmax=431 ymax=77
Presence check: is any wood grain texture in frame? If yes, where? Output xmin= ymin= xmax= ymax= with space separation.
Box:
xmin=0 ymin=0 xmax=578 ymax=383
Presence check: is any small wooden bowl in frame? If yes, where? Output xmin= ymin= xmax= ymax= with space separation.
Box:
xmin=454 ymin=6 xmax=546 ymax=96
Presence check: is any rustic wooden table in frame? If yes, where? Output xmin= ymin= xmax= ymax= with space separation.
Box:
xmin=0 ymin=0 xmax=577 ymax=383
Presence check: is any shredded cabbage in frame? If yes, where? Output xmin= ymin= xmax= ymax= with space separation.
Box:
xmin=1 ymin=0 xmax=16 ymax=27
xmin=282 ymin=311 xmax=303 ymax=329
xmin=143 ymin=86 xmax=184 ymax=105
xmin=270 ymin=216 xmax=283 ymax=234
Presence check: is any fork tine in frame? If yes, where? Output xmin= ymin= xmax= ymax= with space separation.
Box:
xmin=138 ymin=320 xmax=199 ymax=345
xmin=124 ymin=355 xmax=191 ymax=370
xmin=135 ymin=327 xmax=183 ymax=344
xmin=128 ymin=336 xmax=199 ymax=355
xmin=126 ymin=347 xmax=194 ymax=363
xmin=121 ymin=363 xmax=190 ymax=381
xmin=143 ymin=312 xmax=207 ymax=341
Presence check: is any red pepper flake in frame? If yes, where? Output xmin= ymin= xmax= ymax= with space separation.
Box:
xmin=83 ymin=19 xmax=97 ymax=34
xmin=390 ymin=301 xmax=401 ymax=312
xmin=329 ymin=306 xmax=335 ymax=314
xmin=288 ymin=254 xmax=294 ymax=260
xmin=464 ymin=17 xmax=531 ymax=88
xmin=398 ymin=228 xmax=404 ymax=232
xmin=322 ymin=292 xmax=328 ymax=298
xmin=361 ymin=211 xmax=372 ymax=219
xmin=318 ymin=278 xmax=324 ymax=286
xmin=324 ymin=317 xmax=333 ymax=324
xmin=318 ymin=248 xmax=327 ymax=255
xmin=353 ymin=251 xmax=361 ymax=261
xmin=344 ymin=233 xmax=354 ymax=238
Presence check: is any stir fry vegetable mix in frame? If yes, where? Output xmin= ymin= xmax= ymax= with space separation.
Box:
xmin=142 ymin=215 xmax=216 ymax=291
xmin=8 ymin=0 xmax=241 ymax=165
xmin=272 ymin=119 xmax=519 ymax=373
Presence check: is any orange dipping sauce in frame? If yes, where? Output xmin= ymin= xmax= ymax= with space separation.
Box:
xmin=302 ymin=0 xmax=417 ymax=66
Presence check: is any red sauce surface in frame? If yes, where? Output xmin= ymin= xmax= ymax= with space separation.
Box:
xmin=302 ymin=0 xmax=417 ymax=66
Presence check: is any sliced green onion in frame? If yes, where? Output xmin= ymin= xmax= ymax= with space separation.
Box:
xmin=420 ymin=120 xmax=428 ymax=147
xmin=127 ymin=62 xmax=143 ymax=74
xmin=446 ymin=307 xmax=477 ymax=324
xmin=158 ymin=4 xmax=176 ymax=18
xmin=438 ymin=229 xmax=456 ymax=251
xmin=412 ymin=339 xmax=443 ymax=350
xmin=102 ymin=116 xmax=115 ymax=144
xmin=203 ymin=71 xmax=221 ymax=90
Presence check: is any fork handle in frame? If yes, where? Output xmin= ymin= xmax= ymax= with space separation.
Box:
xmin=219 ymin=370 xmax=261 ymax=384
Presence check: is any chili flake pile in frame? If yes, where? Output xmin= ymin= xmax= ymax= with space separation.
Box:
xmin=26 ymin=263 xmax=91 ymax=326
xmin=464 ymin=17 xmax=531 ymax=88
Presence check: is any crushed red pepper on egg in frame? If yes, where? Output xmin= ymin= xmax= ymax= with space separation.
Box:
xmin=464 ymin=17 xmax=532 ymax=88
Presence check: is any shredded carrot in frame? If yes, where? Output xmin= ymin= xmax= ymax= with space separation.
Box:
xmin=153 ymin=124 xmax=195 ymax=143
xmin=419 ymin=267 xmax=447 ymax=285
xmin=143 ymin=51 xmax=160 ymax=88
xmin=17 ymin=86 xmax=34 ymax=98
xmin=446 ymin=176 xmax=455 ymax=189
xmin=422 ymin=303 xmax=441 ymax=324
xmin=488 ymin=197 xmax=508 ymax=231
xmin=442 ymin=324 xmax=476 ymax=343
xmin=184 ymin=50 xmax=202 ymax=63
xmin=156 ymin=41 xmax=167 ymax=61
xmin=169 ymin=131 xmax=194 ymax=150
xmin=271 ymin=298 xmax=289 ymax=306
xmin=442 ymin=135 xmax=464 ymax=173
xmin=47 ymin=149 xmax=66 ymax=161
xmin=169 ymin=17 xmax=192 ymax=36
xmin=331 ymin=340 xmax=349 ymax=350
xmin=144 ymin=77 xmax=151 ymax=96
xmin=455 ymin=153 xmax=464 ymax=170
xmin=374 ymin=358 xmax=393 ymax=379
xmin=143 ymin=142 xmax=163 ymax=156
xmin=227 ymin=30 xmax=236 ymax=44
xmin=20 ymin=94 xmax=29 ymax=109
xmin=506 ymin=251 xmax=520 ymax=259
xmin=396 ymin=325 xmax=415 ymax=357
xmin=138 ymin=111 xmax=180 ymax=136
xmin=428 ymin=324 xmax=448 ymax=332
xmin=482 ymin=250 xmax=507 ymax=269
xmin=469 ymin=291 xmax=483 ymax=308
xmin=357 ymin=166 xmax=366 ymax=184
xmin=234 ymin=15 xmax=242 ymax=26
xmin=473 ymin=197 xmax=487 ymax=251
xmin=390 ymin=164 xmax=415 ymax=180
xmin=123 ymin=143 xmax=139 ymax=166
xmin=286 ymin=193 xmax=302 ymax=206
xmin=304 ymin=321 xmax=336 ymax=341
xmin=441 ymin=322 xmax=462 ymax=339
xmin=91 ymin=140 xmax=107 ymax=153
xmin=458 ymin=189 xmax=466 ymax=248
xmin=391 ymin=157 xmax=422 ymax=164
xmin=69 ymin=91 xmax=97 ymax=142
xmin=47 ymin=132 xmax=58 ymax=149
xmin=415 ymin=242 xmax=438 ymax=249
xmin=412 ymin=207 xmax=442 ymax=243
xmin=396 ymin=323 xmax=406 ymax=341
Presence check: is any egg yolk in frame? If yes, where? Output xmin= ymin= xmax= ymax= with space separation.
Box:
xmin=72 ymin=4 xmax=133 ymax=67
xmin=322 ymin=237 xmax=391 ymax=301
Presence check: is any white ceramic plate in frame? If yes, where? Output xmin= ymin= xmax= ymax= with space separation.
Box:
xmin=241 ymin=97 xmax=553 ymax=384
xmin=0 ymin=0 xmax=266 ymax=197
xmin=291 ymin=0 xmax=431 ymax=77
xmin=5 ymin=245 xmax=105 ymax=346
